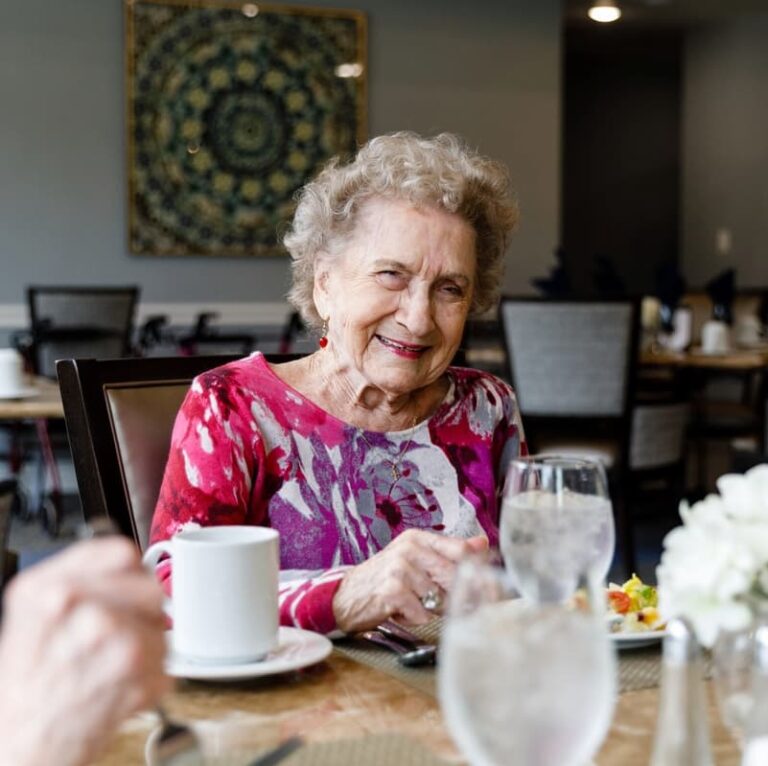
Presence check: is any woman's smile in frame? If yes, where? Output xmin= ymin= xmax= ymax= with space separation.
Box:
xmin=311 ymin=196 xmax=477 ymax=411
xmin=375 ymin=334 xmax=431 ymax=359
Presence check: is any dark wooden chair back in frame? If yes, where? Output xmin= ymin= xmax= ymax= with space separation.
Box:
xmin=57 ymin=354 xmax=300 ymax=550
xmin=0 ymin=479 xmax=16 ymax=592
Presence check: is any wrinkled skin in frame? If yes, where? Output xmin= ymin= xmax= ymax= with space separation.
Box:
xmin=0 ymin=538 xmax=171 ymax=766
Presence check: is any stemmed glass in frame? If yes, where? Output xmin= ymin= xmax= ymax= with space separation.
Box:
xmin=499 ymin=455 xmax=615 ymax=605
xmin=712 ymin=627 xmax=756 ymax=749
xmin=438 ymin=554 xmax=616 ymax=766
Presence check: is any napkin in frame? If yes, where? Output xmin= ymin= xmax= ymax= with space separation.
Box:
xmin=655 ymin=261 xmax=686 ymax=333
xmin=705 ymin=268 xmax=736 ymax=324
xmin=531 ymin=247 xmax=573 ymax=298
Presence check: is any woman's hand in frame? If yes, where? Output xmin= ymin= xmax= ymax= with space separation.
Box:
xmin=332 ymin=529 xmax=488 ymax=633
xmin=0 ymin=538 xmax=171 ymax=766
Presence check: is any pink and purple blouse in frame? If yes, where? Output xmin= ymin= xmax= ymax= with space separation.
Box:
xmin=151 ymin=352 xmax=525 ymax=633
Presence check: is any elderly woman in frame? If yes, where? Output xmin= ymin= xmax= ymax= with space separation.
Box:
xmin=151 ymin=132 xmax=525 ymax=634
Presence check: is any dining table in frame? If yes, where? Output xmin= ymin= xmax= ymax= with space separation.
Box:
xmin=92 ymin=634 xmax=741 ymax=766
xmin=640 ymin=345 xmax=768 ymax=372
xmin=0 ymin=376 xmax=64 ymax=421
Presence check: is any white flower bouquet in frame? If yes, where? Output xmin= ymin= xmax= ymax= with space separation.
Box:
xmin=657 ymin=464 xmax=768 ymax=648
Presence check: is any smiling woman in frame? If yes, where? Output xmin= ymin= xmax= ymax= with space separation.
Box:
xmin=150 ymin=132 xmax=526 ymax=635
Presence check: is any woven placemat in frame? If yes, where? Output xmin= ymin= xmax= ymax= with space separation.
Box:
xmin=334 ymin=620 xmax=714 ymax=696
xmin=281 ymin=733 xmax=450 ymax=766
xmin=334 ymin=620 xmax=441 ymax=696
xmin=617 ymin=645 xmax=714 ymax=693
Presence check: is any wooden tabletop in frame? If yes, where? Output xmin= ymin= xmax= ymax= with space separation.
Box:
xmin=93 ymin=651 xmax=739 ymax=765
xmin=0 ymin=377 xmax=64 ymax=420
xmin=641 ymin=346 xmax=768 ymax=371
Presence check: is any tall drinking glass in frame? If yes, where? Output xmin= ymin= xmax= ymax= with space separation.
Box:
xmin=499 ymin=455 xmax=615 ymax=604
xmin=439 ymin=555 xmax=616 ymax=766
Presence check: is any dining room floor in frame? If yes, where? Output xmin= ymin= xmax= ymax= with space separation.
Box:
xmin=8 ymin=492 xmax=82 ymax=569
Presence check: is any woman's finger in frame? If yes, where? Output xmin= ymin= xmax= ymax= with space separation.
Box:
xmin=393 ymin=590 xmax=434 ymax=626
xmin=400 ymin=528 xmax=486 ymax=563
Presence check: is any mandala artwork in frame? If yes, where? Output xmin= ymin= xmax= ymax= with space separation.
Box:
xmin=126 ymin=0 xmax=367 ymax=256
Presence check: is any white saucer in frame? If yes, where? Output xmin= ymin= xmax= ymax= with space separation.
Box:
xmin=166 ymin=626 xmax=333 ymax=681
xmin=0 ymin=387 xmax=39 ymax=400
xmin=610 ymin=629 xmax=666 ymax=650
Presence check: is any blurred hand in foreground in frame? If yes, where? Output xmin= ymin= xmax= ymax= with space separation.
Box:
xmin=0 ymin=537 xmax=171 ymax=766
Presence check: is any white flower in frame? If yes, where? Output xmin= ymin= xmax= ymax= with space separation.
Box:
xmin=656 ymin=464 xmax=768 ymax=648
xmin=717 ymin=464 xmax=768 ymax=522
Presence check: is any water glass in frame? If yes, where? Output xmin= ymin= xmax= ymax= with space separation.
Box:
xmin=713 ymin=626 xmax=755 ymax=748
xmin=499 ymin=455 xmax=615 ymax=604
xmin=438 ymin=555 xmax=616 ymax=766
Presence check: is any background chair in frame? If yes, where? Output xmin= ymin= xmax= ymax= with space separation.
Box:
xmin=7 ymin=286 xmax=139 ymax=536
xmin=57 ymin=354 xmax=300 ymax=550
xmin=26 ymin=286 xmax=139 ymax=378
xmin=499 ymin=297 xmax=645 ymax=574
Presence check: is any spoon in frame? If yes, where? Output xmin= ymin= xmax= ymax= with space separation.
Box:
xmin=359 ymin=626 xmax=437 ymax=667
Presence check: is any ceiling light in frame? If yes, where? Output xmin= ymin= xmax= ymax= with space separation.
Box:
xmin=588 ymin=0 xmax=622 ymax=23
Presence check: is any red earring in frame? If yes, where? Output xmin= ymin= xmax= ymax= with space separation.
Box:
xmin=318 ymin=319 xmax=329 ymax=349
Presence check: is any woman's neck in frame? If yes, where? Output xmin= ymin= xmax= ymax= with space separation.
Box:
xmin=276 ymin=351 xmax=448 ymax=432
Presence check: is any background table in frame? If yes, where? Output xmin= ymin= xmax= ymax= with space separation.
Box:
xmin=0 ymin=377 xmax=64 ymax=420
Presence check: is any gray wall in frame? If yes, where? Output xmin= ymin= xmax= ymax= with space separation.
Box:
xmin=0 ymin=0 xmax=561 ymax=304
xmin=682 ymin=13 xmax=768 ymax=288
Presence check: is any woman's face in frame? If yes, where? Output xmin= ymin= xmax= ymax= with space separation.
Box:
xmin=314 ymin=197 xmax=476 ymax=397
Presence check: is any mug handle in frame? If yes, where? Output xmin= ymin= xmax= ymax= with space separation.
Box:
xmin=142 ymin=540 xmax=173 ymax=619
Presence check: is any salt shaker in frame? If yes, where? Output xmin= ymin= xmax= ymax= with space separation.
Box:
xmin=741 ymin=625 xmax=768 ymax=766
xmin=649 ymin=617 xmax=714 ymax=766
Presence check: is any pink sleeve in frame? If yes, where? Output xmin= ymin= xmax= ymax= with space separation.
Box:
xmin=154 ymin=561 xmax=348 ymax=634
xmin=279 ymin=570 xmax=348 ymax=634
xmin=151 ymin=377 xmax=264 ymax=541
xmin=151 ymin=373 xmax=348 ymax=634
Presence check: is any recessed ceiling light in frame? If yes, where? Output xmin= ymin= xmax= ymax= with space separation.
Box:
xmin=588 ymin=0 xmax=622 ymax=23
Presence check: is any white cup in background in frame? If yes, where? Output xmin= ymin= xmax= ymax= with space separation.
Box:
xmin=734 ymin=315 xmax=763 ymax=348
xmin=0 ymin=349 xmax=26 ymax=397
xmin=143 ymin=525 xmax=280 ymax=665
xmin=701 ymin=319 xmax=731 ymax=354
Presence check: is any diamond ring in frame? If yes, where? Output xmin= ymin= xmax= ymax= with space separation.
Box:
xmin=421 ymin=589 xmax=442 ymax=612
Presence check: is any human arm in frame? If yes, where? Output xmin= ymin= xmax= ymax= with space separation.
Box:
xmin=0 ymin=538 xmax=170 ymax=766
xmin=151 ymin=371 xmax=349 ymax=632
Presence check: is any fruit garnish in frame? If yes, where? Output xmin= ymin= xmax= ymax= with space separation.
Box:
xmin=606 ymin=575 xmax=664 ymax=633
xmin=607 ymin=590 xmax=631 ymax=614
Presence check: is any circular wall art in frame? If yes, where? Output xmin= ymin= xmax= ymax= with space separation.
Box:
xmin=126 ymin=0 xmax=367 ymax=256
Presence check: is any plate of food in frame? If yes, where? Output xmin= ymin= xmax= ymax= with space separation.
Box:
xmin=606 ymin=575 xmax=666 ymax=649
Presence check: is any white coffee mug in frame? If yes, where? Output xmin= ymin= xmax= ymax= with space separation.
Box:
xmin=143 ymin=525 xmax=280 ymax=664
xmin=0 ymin=349 xmax=25 ymax=397
xmin=701 ymin=319 xmax=731 ymax=354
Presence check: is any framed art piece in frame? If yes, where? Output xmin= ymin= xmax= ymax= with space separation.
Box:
xmin=125 ymin=0 xmax=367 ymax=256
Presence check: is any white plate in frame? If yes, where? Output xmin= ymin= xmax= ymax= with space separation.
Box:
xmin=610 ymin=629 xmax=666 ymax=650
xmin=166 ymin=626 xmax=333 ymax=681
xmin=0 ymin=387 xmax=39 ymax=400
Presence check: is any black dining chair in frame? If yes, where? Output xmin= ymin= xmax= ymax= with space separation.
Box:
xmin=57 ymin=354 xmax=301 ymax=550
xmin=26 ymin=286 xmax=140 ymax=378
xmin=6 ymin=286 xmax=141 ymax=535
xmin=500 ymin=297 xmax=694 ymax=576
xmin=0 ymin=479 xmax=17 ymax=594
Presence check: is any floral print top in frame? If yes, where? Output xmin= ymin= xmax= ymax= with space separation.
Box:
xmin=151 ymin=352 xmax=525 ymax=633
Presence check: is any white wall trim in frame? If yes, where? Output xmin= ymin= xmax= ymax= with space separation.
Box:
xmin=0 ymin=301 xmax=292 ymax=329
